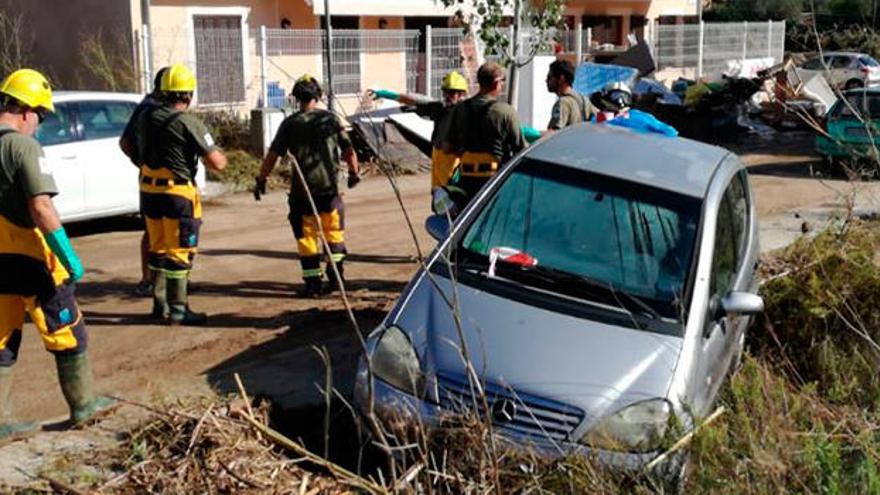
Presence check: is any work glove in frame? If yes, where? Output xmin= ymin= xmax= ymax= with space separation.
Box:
xmin=368 ymin=88 xmax=400 ymax=101
xmin=347 ymin=172 xmax=361 ymax=189
xmin=45 ymin=227 xmax=85 ymax=282
xmin=521 ymin=125 xmax=542 ymax=144
xmin=253 ymin=176 xmax=267 ymax=201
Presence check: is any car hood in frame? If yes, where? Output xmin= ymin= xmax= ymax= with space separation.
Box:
xmin=393 ymin=272 xmax=684 ymax=423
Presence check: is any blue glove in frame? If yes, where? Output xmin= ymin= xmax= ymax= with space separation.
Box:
xmin=521 ymin=125 xmax=541 ymax=143
xmin=45 ymin=227 xmax=84 ymax=282
xmin=372 ymin=89 xmax=400 ymax=100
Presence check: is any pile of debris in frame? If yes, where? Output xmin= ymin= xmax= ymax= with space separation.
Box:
xmin=32 ymin=392 xmax=383 ymax=494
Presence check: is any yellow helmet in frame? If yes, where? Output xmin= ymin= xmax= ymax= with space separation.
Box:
xmin=160 ymin=64 xmax=197 ymax=93
xmin=0 ymin=68 xmax=55 ymax=113
xmin=441 ymin=71 xmax=468 ymax=92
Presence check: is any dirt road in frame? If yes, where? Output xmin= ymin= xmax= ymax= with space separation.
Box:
xmin=11 ymin=174 xmax=433 ymax=423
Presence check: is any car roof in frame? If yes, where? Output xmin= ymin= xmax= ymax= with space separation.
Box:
xmin=821 ymin=51 xmax=870 ymax=58
xmin=524 ymin=123 xmax=731 ymax=199
xmin=53 ymin=91 xmax=144 ymax=103
xmin=842 ymin=87 xmax=880 ymax=95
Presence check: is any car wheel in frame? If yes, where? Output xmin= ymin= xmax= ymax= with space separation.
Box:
xmin=845 ymin=79 xmax=865 ymax=90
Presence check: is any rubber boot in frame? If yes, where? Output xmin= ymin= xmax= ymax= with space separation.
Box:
xmin=300 ymin=276 xmax=324 ymax=298
xmin=55 ymin=353 xmax=116 ymax=426
xmin=150 ymin=270 xmax=169 ymax=319
xmin=167 ymin=276 xmax=207 ymax=326
xmin=325 ymin=259 xmax=345 ymax=293
xmin=0 ymin=366 xmax=38 ymax=441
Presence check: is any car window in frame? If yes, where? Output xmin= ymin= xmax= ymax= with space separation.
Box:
xmin=78 ymin=101 xmax=136 ymax=141
xmin=830 ymin=56 xmax=854 ymax=69
xmin=710 ymin=180 xmax=743 ymax=298
xmin=832 ymin=93 xmax=880 ymax=119
xmin=726 ymin=170 xmax=750 ymax=267
xmin=457 ymin=158 xmax=701 ymax=319
xmin=859 ymin=56 xmax=880 ymax=67
xmin=34 ymin=103 xmax=76 ymax=146
xmin=802 ymin=58 xmax=824 ymax=70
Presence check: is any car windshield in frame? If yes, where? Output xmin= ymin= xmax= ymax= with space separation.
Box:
xmin=455 ymin=158 xmax=701 ymax=320
xmin=832 ymin=93 xmax=880 ymax=119
xmin=860 ymin=56 xmax=880 ymax=67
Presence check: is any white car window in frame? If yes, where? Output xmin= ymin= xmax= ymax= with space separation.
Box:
xmin=830 ymin=56 xmax=853 ymax=69
xmin=78 ymin=100 xmax=136 ymax=141
xmin=35 ymin=103 xmax=77 ymax=146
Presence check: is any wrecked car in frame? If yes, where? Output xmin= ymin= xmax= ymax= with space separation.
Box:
xmin=353 ymin=124 xmax=763 ymax=475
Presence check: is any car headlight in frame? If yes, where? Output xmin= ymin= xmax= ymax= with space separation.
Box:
xmin=371 ymin=325 xmax=425 ymax=396
xmin=580 ymin=399 xmax=673 ymax=453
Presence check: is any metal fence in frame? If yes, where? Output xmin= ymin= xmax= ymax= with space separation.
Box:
xmin=654 ymin=21 xmax=786 ymax=78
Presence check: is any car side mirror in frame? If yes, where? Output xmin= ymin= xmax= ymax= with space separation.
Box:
xmin=425 ymin=214 xmax=450 ymax=241
xmin=720 ymin=292 xmax=764 ymax=316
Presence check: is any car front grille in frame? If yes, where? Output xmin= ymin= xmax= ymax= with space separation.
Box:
xmin=435 ymin=371 xmax=585 ymax=443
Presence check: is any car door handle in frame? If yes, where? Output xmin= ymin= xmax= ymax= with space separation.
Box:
xmin=60 ymin=155 xmax=78 ymax=160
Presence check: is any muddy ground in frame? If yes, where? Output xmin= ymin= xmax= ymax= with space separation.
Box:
xmin=3 ymin=130 xmax=880 ymax=486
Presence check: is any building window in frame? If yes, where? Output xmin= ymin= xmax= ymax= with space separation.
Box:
xmin=193 ymin=15 xmax=245 ymax=104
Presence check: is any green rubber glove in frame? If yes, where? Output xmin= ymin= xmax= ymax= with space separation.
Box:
xmin=45 ymin=227 xmax=84 ymax=282
xmin=373 ymin=89 xmax=400 ymax=100
xmin=521 ymin=125 xmax=541 ymax=143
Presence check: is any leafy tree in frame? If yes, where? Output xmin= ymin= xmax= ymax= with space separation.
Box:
xmin=440 ymin=0 xmax=566 ymax=107
xmin=705 ymin=0 xmax=804 ymax=21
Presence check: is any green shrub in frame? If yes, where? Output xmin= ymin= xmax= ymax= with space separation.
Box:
xmin=196 ymin=110 xmax=251 ymax=151
xmin=756 ymin=220 xmax=880 ymax=410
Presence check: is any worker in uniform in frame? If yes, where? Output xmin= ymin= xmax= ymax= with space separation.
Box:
xmin=442 ymin=62 xmax=526 ymax=208
xmin=254 ymin=75 xmax=360 ymax=298
xmin=0 ymin=69 xmax=115 ymax=440
xmin=120 ymin=66 xmax=169 ymax=297
xmin=368 ymin=71 xmax=468 ymax=189
xmin=545 ymin=59 xmax=594 ymax=132
xmin=520 ymin=59 xmax=594 ymax=144
xmin=130 ymin=64 xmax=227 ymax=325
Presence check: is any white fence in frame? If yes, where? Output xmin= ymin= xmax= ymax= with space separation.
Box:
xmin=654 ymin=21 xmax=786 ymax=79
xmin=141 ymin=20 xmax=787 ymax=110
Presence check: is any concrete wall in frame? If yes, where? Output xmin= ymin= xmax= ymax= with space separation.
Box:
xmin=0 ymin=0 xmax=138 ymax=90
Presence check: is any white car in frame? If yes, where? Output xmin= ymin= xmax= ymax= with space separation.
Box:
xmin=799 ymin=52 xmax=880 ymax=90
xmin=35 ymin=91 xmax=206 ymax=223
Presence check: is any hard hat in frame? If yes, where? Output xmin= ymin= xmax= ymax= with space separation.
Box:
xmin=0 ymin=68 xmax=55 ymax=113
xmin=292 ymin=73 xmax=322 ymax=101
xmin=160 ymin=64 xmax=197 ymax=93
xmin=592 ymin=81 xmax=632 ymax=113
xmin=441 ymin=71 xmax=468 ymax=92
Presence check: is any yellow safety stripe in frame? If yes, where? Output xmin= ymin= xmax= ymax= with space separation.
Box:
xmin=302 ymin=268 xmax=323 ymax=278
xmin=330 ymin=253 xmax=345 ymax=262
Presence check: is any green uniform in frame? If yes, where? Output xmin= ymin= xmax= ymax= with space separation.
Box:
xmin=270 ymin=108 xmax=352 ymax=199
xmin=270 ymin=108 xmax=352 ymax=284
xmin=414 ymin=99 xmax=459 ymax=188
xmin=0 ymin=126 xmax=87 ymax=366
xmin=0 ymin=125 xmax=57 ymax=228
xmin=132 ymin=106 xmax=216 ymax=182
xmin=548 ymin=90 xmax=595 ymax=130
xmin=129 ymin=104 xmax=218 ymax=323
xmin=446 ymin=95 xmax=525 ymax=203
xmin=414 ymin=100 xmax=454 ymax=148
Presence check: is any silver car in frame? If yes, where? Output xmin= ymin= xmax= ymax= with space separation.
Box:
xmin=353 ymin=124 xmax=763 ymax=471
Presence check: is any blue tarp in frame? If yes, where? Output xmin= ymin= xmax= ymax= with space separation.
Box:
xmin=606 ymin=109 xmax=679 ymax=138
xmin=573 ymin=63 xmax=639 ymax=97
